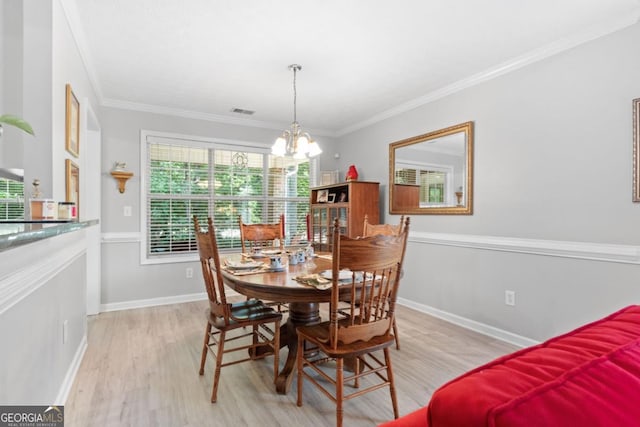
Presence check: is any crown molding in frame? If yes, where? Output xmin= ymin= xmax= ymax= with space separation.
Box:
xmin=61 ymin=0 xmax=639 ymax=138
xmin=335 ymin=7 xmax=640 ymax=137
xmin=101 ymin=99 xmax=337 ymax=137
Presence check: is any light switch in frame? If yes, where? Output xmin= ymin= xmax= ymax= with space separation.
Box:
xmin=124 ymin=206 xmax=132 ymax=217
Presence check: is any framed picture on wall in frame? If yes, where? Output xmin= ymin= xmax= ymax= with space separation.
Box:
xmin=65 ymin=84 xmax=80 ymax=157
xmin=66 ymin=159 xmax=79 ymax=218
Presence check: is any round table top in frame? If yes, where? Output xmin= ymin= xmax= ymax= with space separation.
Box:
xmin=221 ymin=253 xmax=337 ymax=302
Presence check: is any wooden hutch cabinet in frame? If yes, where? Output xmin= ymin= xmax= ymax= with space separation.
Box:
xmin=309 ymin=181 xmax=380 ymax=251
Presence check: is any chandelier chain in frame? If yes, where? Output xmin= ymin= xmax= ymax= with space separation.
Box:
xmin=292 ymin=66 xmax=297 ymax=124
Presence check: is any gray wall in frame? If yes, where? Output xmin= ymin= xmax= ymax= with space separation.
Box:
xmin=97 ymin=21 xmax=640 ymax=342
xmin=334 ymin=22 xmax=640 ymax=341
xmin=99 ymin=107 xmax=338 ymax=306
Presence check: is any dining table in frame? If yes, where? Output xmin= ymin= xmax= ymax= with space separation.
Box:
xmin=221 ymin=251 xmax=340 ymax=394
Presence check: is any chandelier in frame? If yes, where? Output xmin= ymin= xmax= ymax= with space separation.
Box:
xmin=271 ymin=64 xmax=322 ymax=159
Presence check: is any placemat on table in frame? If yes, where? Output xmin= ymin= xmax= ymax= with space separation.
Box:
xmin=294 ymin=274 xmax=332 ymax=290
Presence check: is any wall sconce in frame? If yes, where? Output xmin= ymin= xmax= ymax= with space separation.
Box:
xmin=110 ymin=162 xmax=133 ymax=193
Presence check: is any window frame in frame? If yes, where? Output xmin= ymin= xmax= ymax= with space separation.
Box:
xmin=0 ymin=177 xmax=25 ymax=220
xmin=395 ymin=160 xmax=454 ymax=207
xmin=139 ymin=130 xmax=317 ymax=265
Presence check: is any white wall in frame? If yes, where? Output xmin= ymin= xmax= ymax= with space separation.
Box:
xmin=0 ymin=0 xmax=103 ymax=404
xmin=336 ymin=22 xmax=640 ymax=342
xmin=0 ymin=233 xmax=88 ymax=404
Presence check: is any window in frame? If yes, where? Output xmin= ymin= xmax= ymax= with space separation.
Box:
xmin=395 ymin=161 xmax=453 ymax=206
xmin=0 ymin=178 xmax=24 ymax=220
xmin=141 ymin=132 xmax=315 ymax=263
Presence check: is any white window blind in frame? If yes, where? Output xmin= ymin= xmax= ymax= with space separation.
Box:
xmin=0 ymin=178 xmax=24 ymax=220
xmin=144 ymin=137 xmax=312 ymax=260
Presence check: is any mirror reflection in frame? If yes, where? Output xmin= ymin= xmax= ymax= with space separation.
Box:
xmin=389 ymin=121 xmax=473 ymax=215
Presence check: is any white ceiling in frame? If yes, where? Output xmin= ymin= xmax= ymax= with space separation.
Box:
xmin=64 ymin=0 xmax=640 ymax=136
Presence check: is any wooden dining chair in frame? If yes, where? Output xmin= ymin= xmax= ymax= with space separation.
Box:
xmin=363 ymin=214 xmax=405 ymax=237
xmin=193 ymin=216 xmax=282 ymax=403
xmin=239 ymin=214 xmax=288 ymax=312
xmin=362 ymin=214 xmax=406 ymax=349
xmin=297 ymin=217 xmax=410 ymax=427
xmin=238 ymin=214 xmax=285 ymax=253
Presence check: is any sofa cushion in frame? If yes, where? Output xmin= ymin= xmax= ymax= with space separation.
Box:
xmin=426 ymin=305 xmax=640 ymax=427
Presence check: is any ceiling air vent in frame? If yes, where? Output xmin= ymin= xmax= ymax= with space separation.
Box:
xmin=230 ymin=108 xmax=255 ymax=115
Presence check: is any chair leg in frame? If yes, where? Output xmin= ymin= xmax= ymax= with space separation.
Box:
xmin=336 ymin=357 xmax=344 ymax=427
xmin=393 ymin=319 xmax=400 ymax=350
xmin=199 ymin=322 xmax=211 ymax=375
xmin=250 ymin=325 xmax=258 ymax=359
xmin=273 ymin=320 xmax=281 ymax=383
xmin=211 ymin=331 xmax=226 ymax=403
xmin=296 ymin=334 xmax=304 ymax=407
xmin=384 ymin=347 xmax=399 ymax=419
xmin=354 ymin=357 xmax=360 ymax=388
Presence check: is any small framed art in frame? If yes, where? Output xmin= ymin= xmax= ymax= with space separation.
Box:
xmin=65 ymin=84 xmax=80 ymax=157
xmin=320 ymin=170 xmax=339 ymax=186
xmin=66 ymin=159 xmax=80 ymax=217
xmin=317 ymin=189 xmax=329 ymax=203
xmin=328 ymin=194 xmax=336 ymax=203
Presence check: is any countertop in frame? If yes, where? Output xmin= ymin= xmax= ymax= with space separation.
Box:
xmin=0 ymin=219 xmax=99 ymax=252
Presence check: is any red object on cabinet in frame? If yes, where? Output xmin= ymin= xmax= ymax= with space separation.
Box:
xmin=345 ymin=165 xmax=358 ymax=181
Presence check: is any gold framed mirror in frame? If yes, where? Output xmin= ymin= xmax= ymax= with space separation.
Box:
xmin=389 ymin=121 xmax=473 ymax=215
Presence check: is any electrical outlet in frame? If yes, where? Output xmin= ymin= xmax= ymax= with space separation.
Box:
xmin=186 ymin=267 xmax=193 ymax=278
xmin=505 ymin=290 xmax=516 ymax=306
xmin=62 ymin=320 xmax=68 ymax=344
xmin=123 ymin=206 xmax=132 ymax=217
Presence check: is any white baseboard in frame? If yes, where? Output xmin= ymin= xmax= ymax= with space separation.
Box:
xmin=100 ymin=292 xmax=207 ymax=312
xmin=101 ymin=289 xmax=535 ymax=348
xmin=397 ymin=297 xmax=539 ymax=348
xmin=55 ymin=334 xmax=87 ymax=405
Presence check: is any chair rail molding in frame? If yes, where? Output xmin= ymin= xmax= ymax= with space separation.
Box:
xmin=409 ymin=231 xmax=640 ymax=265
xmin=102 ymin=232 xmax=141 ymax=243
xmin=0 ymin=232 xmax=86 ymax=314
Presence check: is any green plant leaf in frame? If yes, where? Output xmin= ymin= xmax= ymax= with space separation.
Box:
xmin=0 ymin=114 xmax=35 ymax=136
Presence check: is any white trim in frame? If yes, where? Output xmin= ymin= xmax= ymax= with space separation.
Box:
xmin=397 ymin=297 xmax=539 ymax=348
xmin=336 ymin=9 xmax=640 ymax=136
xmin=0 ymin=237 xmax=86 ymax=315
xmin=101 ymin=230 xmax=640 ymax=264
xmin=105 ymin=100 xmax=336 ymax=137
xmin=100 ymin=292 xmax=207 ymax=313
xmin=101 ymin=232 xmax=141 ymax=243
xmin=62 ymin=0 xmax=640 ymax=137
xmin=410 ymin=231 xmax=640 ymax=264
xmin=55 ymin=334 xmax=87 ymax=405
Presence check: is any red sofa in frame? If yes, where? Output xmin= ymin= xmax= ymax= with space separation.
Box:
xmin=380 ymin=305 xmax=640 ymax=427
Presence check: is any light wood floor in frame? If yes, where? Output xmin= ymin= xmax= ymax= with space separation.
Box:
xmin=65 ymin=299 xmax=518 ymax=426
